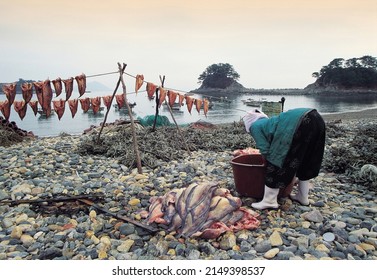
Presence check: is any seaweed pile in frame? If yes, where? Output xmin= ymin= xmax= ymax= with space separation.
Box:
xmin=77 ymin=121 xmax=253 ymax=169
xmin=78 ymin=119 xmax=376 ymax=191
xmin=323 ymin=120 xmax=377 ymax=190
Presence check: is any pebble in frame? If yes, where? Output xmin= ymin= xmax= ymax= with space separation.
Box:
xmin=264 ymin=248 xmax=280 ymax=259
xmin=219 ymin=232 xmax=237 ymax=250
xmin=117 ymin=240 xmax=134 ymax=253
xmin=269 ymin=231 xmax=283 ymax=246
xmin=303 ymin=210 xmax=324 ymax=223
xmin=0 ymin=130 xmax=376 ymax=260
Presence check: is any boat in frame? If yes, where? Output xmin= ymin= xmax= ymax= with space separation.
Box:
xmin=37 ymin=108 xmax=55 ymax=117
xmin=243 ymin=99 xmax=261 ymax=107
xmin=163 ymin=100 xmax=214 ymax=112
xmin=113 ymin=102 xmax=136 ymax=113
xmin=260 ymin=97 xmax=286 ymax=116
xmin=242 ymin=98 xmax=267 ymax=107
xmin=162 ymin=102 xmax=182 ymax=111
xmin=86 ymin=106 xmax=104 ymax=114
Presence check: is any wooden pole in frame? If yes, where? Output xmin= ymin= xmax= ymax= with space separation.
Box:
xmin=161 ymin=92 xmax=191 ymax=155
xmin=96 ymin=64 xmax=126 ymax=143
xmin=117 ymin=63 xmax=143 ymax=174
xmin=152 ymin=76 xmax=165 ymax=131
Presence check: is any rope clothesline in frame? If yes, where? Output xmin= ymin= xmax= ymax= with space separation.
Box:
xmin=85 ymin=69 xmax=232 ymax=102
xmin=2 ymin=67 xmax=233 ymax=102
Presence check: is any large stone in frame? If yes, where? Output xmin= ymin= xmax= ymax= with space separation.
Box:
xmin=315 ymin=244 xmax=330 ymax=253
xmin=10 ymin=226 xmax=23 ymax=239
xmin=20 ymin=234 xmax=35 ymax=247
xmin=11 ymin=183 xmax=32 ymax=195
xmin=264 ymin=248 xmax=279 ymax=259
xmin=117 ymin=240 xmax=134 ymax=253
xmin=303 ymin=210 xmax=323 ymax=223
xmin=269 ymin=231 xmax=283 ymax=247
xmin=219 ymin=232 xmax=237 ymax=250
xmin=349 ymin=228 xmax=369 ymax=236
xmin=128 ymin=198 xmax=141 ymax=206
xmin=359 ymin=243 xmax=375 ymax=251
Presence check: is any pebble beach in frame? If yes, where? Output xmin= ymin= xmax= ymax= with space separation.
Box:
xmin=0 ymin=109 xmax=376 ymax=260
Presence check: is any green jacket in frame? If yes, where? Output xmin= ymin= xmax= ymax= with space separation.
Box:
xmin=249 ymin=108 xmax=314 ymax=168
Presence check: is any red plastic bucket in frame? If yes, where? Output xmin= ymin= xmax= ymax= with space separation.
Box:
xmin=230 ymin=154 xmax=293 ymax=199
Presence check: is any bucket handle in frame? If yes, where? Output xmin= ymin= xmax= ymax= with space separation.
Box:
xmin=230 ymin=154 xmax=266 ymax=167
xmin=231 ymin=161 xmax=265 ymax=167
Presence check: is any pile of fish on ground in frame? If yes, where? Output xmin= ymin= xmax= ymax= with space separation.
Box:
xmin=78 ymin=121 xmax=253 ymax=169
xmin=139 ymin=181 xmax=260 ymax=239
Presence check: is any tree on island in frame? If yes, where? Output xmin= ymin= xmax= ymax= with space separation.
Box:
xmin=311 ymin=55 xmax=377 ymax=89
xmin=198 ymin=63 xmax=240 ymax=89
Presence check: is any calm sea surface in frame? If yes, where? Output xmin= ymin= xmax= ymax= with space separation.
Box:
xmin=1 ymin=91 xmax=377 ymax=137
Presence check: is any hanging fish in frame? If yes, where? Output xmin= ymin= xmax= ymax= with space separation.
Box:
xmin=90 ymin=96 xmax=101 ymax=114
xmin=33 ymin=81 xmax=44 ymax=107
xmin=167 ymin=90 xmax=178 ymax=107
xmin=102 ymin=95 xmax=113 ymax=110
xmin=13 ymin=101 xmax=27 ymax=120
xmin=185 ymin=96 xmax=194 ymax=114
xmin=28 ymin=101 xmax=38 ymax=116
xmin=178 ymin=94 xmax=185 ymax=106
xmin=52 ymin=99 xmax=66 ymax=120
xmin=21 ymin=83 xmax=33 ymax=104
xmin=135 ymin=74 xmax=144 ymax=94
xmin=195 ymin=99 xmax=202 ymax=114
xmin=0 ymin=100 xmax=11 ymax=120
xmin=42 ymin=80 xmax=53 ymax=118
xmin=146 ymin=82 xmax=157 ymax=100
xmin=68 ymin=99 xmax=78 ymax=118
xmin=79 ymin=97 xmax=90 ymax=113
xmin=203 ymin=98 xmax=210 ymax=117
xmin=75 ymin=73 xmax=86 ymax=97
xmin=115 ymin=94 xmax=125 ymax=109
xmin=63 ymin=77 xmax=74 ymax=101
xmin=2 ymin=83 xmax=17 ymax=105
xmin=52 ymin=78 xmax=62 ymax=97
xmin=158 ymin=87 xmax=167 ymax=107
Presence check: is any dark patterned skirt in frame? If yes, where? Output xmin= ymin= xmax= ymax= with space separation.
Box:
xmin=265 ymin=109 xmax=326 ymax=189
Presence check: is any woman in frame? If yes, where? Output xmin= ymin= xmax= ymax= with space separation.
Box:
xmin=243 ymin=108 xmax=326 ymax=210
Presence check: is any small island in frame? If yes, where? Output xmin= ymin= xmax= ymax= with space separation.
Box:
xmin=192 ymin=56 xmax=377 ymax=95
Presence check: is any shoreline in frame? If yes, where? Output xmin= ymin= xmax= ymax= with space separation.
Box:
xmin=191 ymin=88 xmax=377 ymax=96
xmin=321 ymin=107 xmax=377 ymax=121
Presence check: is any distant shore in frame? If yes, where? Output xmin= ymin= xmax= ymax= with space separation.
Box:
xmin=191 ymin=87 xmax=377 ymax=96
xmin=321 ymin=107 xmax=377 ymax=121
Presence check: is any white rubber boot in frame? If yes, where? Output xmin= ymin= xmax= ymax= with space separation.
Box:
xmin=251 ymin=185 xmax=279 ymax=210
xmin=290 ymin=180 xmax=310 ymax=206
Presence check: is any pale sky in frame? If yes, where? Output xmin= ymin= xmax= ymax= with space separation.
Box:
xmin=1 ymin=0 xmax=376 ymax=91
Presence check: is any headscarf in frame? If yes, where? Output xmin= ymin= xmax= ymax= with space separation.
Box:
xmin=243 ymin=109 xmax=269 ymax=132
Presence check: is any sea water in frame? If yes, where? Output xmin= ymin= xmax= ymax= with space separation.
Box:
xmin=1 ymin=91 xmax=377 ymax=137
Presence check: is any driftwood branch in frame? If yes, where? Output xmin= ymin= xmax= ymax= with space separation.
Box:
xmin=117 ymin=62 xmax=143 ymax=174
xmin=78 ymin=198 xmax=158 ymax=233
xmin=0 ymin=193 xmax=105 ymax=205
